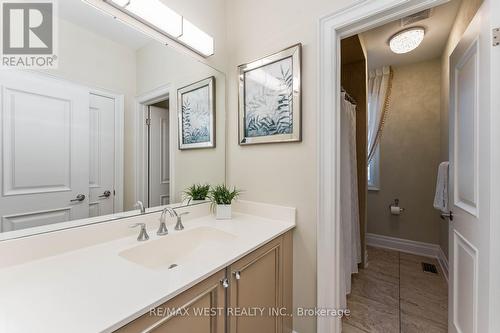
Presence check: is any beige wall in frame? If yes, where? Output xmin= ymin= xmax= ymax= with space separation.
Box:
xmin=367 ymin=60 xmax=442 ymax=244
xmin=439 ymin=0 xmax=483 ymax=258
xmin=136 ymin=42 xmax=226 ymax=202
xmin=224 ymin=0 xmax=353 ymax=332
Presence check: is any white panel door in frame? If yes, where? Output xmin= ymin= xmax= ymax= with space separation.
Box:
xmin=448 ymin=2 xmax=492 ymax=333
xmin=148 ymin=105 xmax=170 ymax=207
xmin=0 ymin=71 xmax=89 ymax=232
xmin=89 ymin=93 xmax=115 ymax=217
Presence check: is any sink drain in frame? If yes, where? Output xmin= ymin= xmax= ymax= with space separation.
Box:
xmin=168 ymin=264 xmax=178 ymax=269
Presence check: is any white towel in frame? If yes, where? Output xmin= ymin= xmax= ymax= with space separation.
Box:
xmin=433 ymin=161 xmax=449 ymax=212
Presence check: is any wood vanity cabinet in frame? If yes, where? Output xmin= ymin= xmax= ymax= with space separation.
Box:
xmin=114 ymin=231 xmax=292 ymax=333
xmin=227 ymin=231 xmax=293 ymax=333
xmin=114 ymin=269 xmax=226 ymax=333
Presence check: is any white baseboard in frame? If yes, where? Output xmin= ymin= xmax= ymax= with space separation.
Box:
xmin=366 ymin=233 xmax=449 ymax=281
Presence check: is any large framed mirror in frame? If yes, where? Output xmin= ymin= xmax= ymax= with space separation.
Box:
xmin=0 ymin=0 xmax=226 ymax=240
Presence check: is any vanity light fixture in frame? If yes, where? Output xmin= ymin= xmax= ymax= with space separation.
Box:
xmin=389 ymin=27 xmax=425 ymax=54
xmin=108 ymin=0 xmax=128 ymax=6
xmin=179 ymin=18 xmax=214 ymax=57
xmin=108 ymin=0 xmax=182 ymax=37
xmin=104 ymin=0 xmax=214 ymax=57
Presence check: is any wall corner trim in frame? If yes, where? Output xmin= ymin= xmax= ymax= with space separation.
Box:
xmin=366 ymin=233 xmax=449 ymax=281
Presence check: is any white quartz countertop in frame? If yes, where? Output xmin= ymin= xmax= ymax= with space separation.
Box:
xmin=0 ymin=208 xmax=295 ymax=333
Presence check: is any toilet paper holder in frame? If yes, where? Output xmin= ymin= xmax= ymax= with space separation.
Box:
xmin=389 ymin=198 xmax=405 ymax=214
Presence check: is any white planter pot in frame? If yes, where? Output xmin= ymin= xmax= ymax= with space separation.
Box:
xmin=190 ymin=199 xmax=207 ymax=204
xmin=216 ymin=204 xmax=232 ymax=220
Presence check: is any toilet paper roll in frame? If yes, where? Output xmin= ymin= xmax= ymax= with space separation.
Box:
xmin=390 ymin=206 xmax=402 ymax=215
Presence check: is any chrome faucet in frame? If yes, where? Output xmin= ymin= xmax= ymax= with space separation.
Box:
xmin=135 ymin=201 xmax=146 ymax=214
xmin=130 ymin=223 xmax=149 ymax=241
xmin=175 ymin=211 xmax=189 ymax=230
xmin=162 ymin=207 xmax=189 ymax=231
xmin=157 ymin=208 xmax=170 ymax=236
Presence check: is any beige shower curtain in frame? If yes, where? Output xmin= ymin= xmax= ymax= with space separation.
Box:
xmin=339 ymin=92 xmax=361 ymax=308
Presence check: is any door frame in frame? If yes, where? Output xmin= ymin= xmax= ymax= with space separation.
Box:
xmin=134 ymin=84 xmax=176 ymax=207
xmin=316 ymin=1 xmax=450 ymax=332
xmin=490 ymin=1 xmax=500 ymax=330
xmin=89 ymin=88 xmax=125 ymax=214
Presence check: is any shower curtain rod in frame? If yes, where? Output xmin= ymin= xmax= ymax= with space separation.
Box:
xmin=341 ymin=87 xmax=357 ymax=105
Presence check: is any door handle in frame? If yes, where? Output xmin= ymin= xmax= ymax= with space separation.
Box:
xmin=99 ymin=190 xmax=111 ymax=198
xmin=440 ymin=211 xmax=453 ymax=221
xmin=70 ymin=194 xmax=86 ymax=202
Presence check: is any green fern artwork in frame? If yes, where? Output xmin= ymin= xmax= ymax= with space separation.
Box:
xmin=181 ymin=85 xmax=211 ymax=144
xmin=244 ymin=57 xmax=293 ymax=137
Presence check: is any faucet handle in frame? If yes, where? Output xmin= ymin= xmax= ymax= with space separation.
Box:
xmin=129 ymin=223 xmax=149 ymax=241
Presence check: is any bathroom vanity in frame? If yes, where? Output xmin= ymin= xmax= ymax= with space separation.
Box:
xmin=116 ymin=230 xmax=293 ymax=333
xmin=0 ymin=201 xmax=295 ymax=333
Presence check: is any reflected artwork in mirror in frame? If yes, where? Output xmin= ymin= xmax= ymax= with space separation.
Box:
xmin=0 ymin=0 xmax=226 ymax=240
xmin=178 ymin=76 xmax=216 ymax=150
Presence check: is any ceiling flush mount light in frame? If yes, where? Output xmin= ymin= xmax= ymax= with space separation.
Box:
xmin=389 ymin=27 xmax=425 ymax=54
xmin=104 ymin=0 xmax=214 ymax=56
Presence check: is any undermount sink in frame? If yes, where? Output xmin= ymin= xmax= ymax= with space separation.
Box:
xmin=119 ymin=226 xmax=237 ymax=269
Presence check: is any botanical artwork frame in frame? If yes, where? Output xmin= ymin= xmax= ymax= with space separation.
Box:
xmin=177 ymin=76 xmax=216 ymax=150
xmin=238 ymin=43 xmax=302 ymax=145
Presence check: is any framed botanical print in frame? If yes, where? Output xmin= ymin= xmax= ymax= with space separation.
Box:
xmin=177 ymin=76 xmax=216 ymax=150
xmin=238 ymin=43 xmax=302 ymax=145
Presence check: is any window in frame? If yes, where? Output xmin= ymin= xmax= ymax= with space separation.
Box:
xmin=368 ymin=145 xmax=380 ymax=191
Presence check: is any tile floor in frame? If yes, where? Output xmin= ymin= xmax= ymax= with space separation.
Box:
xmin=342 ymin=246 xmax=448 ymax=333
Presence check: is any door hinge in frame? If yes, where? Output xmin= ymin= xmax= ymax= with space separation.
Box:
xmin=493 ymin=28 xmax=500 ymax=47
xmin=440 ymin=211 xmax=453 ymax=221
xmin=145 ymin=118 xmax=151 ymax=126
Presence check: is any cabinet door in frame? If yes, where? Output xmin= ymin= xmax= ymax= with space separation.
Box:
xmin=228 ymin=232 xmax=293 ymax=333
xmin=115 ymin=270 xmax=225 ymax=333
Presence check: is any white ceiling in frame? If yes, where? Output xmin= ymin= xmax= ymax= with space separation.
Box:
xmin=58 ymin=0 xmax=152 ymax=50
xmin=360 ymin=0 xmax=461 ymax=69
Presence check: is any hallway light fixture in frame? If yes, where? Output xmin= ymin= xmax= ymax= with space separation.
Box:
xmin=104 ymin=0 xmax=214 ymax=57
xmin=389 ymin=27 xmax=425 ymax=54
